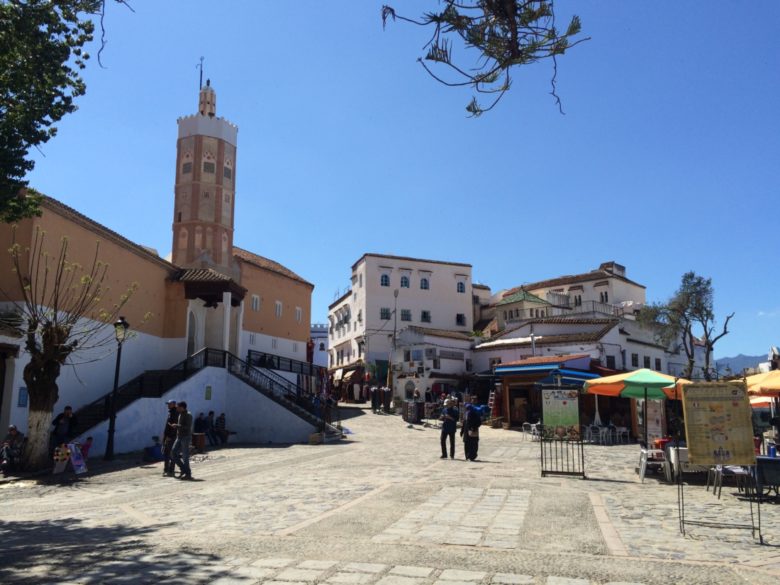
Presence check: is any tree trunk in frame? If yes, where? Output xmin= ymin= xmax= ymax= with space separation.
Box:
xmin=25 ymin=407 xmax=54 ymax=470
xmin=703 ymin=346 xmax=713 ymax=381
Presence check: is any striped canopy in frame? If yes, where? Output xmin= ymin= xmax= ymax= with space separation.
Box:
xmin=745 ymin=370 xmax=780 ymax=397
xmin=583 ymin=368 xmax=687 ymax=400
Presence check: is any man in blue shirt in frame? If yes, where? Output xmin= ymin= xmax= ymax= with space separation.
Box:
xmin=440 ymin=398 xmax=459 ymax=459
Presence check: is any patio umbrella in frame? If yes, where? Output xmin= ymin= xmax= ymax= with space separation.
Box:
xmin=583 ymin=369 xmax=687 ymax=446
xmin=745 ymin=371 xmax=780 ymax=397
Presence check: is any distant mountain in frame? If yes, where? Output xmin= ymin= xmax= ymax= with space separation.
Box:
xmin=715 ymin=354 xmax=765 ymax=375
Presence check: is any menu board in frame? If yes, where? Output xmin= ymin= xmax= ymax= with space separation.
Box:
xmin=542 ymin=388 xmax=580 ymax=429
xmin=681 ymin=382 xmax=755 ymax=466
xmin=636 ymin=399 xmax=665 ymax=444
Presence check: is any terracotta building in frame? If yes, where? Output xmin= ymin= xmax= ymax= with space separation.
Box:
xmin=0 ymin=82 xmax=313 ymax=437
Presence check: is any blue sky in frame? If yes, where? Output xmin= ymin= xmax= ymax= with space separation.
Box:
xmin=27 ymin=1 xmax=779 ymax=358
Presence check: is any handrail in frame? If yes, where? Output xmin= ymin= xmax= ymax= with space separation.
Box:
xmin=250 ymin=363 xmax=302 ymax=397
xmin=72 ymin=348 xmax=224 ymax=434
xmin=227 ymin=353 xmax=337 ymax=433
xmin=246 ymin=350 xmax=326 ymax=378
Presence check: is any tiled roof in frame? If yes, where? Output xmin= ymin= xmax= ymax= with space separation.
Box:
xmin=40 ymin=196 xmax=175 ymax=270
xmin=234 ymin=246 xmax=313 ymax=287
xmin=505 ymin=269 xmax=645 ymax=295
xmin=176 ymin=268 xmax=233 ymax=282
xmin=473 ymin=283 xmax=491 ymax=290
xmin=488 ymin=318 xmax=619 ymax=341
xmin=351 ymin=253 xmax=471 ymax=271
xmin=406 ymin=326 xmax=472 ymax=341
xmin=500 ymin=353 xmax=590 ymax=367
xmin=475 ymin=330 xmax=612 ymax=351
xmin=496 ymin=289 xmax=549 ymax=307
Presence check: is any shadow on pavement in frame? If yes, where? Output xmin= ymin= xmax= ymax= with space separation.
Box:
xmin=0 ymin=518 xmax=228 ymax=584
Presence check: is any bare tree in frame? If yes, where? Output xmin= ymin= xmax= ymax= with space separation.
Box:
xmin=1 ymin=226 xmax=137 ymax=470
xmin=638 ymin=272 xmax=734 ymax=381
xmin=382 ymin=1 xmax=589 ymax=116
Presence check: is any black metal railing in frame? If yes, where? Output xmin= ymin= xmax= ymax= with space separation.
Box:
xmin=226 ymin=353 xmax=336 ymax=433
xmin=71 ymin=348 xmax=225 ymax=437
xmin=539 ymin=424 xmax=586 ymax=479
xmin=247 ymin=350 xmax=326 ymax=378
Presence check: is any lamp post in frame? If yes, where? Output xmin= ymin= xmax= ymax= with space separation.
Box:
xmin=104 ymin=316 xmax=129 ymax=460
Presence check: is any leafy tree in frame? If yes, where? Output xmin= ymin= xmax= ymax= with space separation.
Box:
xmin=382 ymin=1 xmax=589 ymax=116
xmin=638 ymin=271 xmax=734 ymax=380
xmin=0 ymin=0 xmax=116 ymax=223
xmin=1 ymin=226 xmax=137 ymax=469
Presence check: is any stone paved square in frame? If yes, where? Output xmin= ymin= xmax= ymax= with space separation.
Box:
xmin=1 ymin=406 xmax=778 ymax=585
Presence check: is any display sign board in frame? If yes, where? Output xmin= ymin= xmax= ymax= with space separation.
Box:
xmin=542 ymin=389 xmax=580 ymax=429
xmin=636 ymin=399 xmax=665 ymax=444
xmin=681 ymin=382 xmax=755 ymax=466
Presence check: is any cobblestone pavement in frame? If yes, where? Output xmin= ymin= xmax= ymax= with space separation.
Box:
xmin=0 ymin=406 xmax=779 ymax=584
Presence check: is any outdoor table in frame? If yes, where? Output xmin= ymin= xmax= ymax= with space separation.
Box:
xmin=755 ymin=456 xmax=780 ymax=499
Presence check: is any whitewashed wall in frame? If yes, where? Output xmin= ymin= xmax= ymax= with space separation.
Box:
xmin=78 ymin=366 xmax=316 ymax=456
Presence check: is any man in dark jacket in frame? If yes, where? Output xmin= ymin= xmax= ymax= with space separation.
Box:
xmin=171 ymin=401 xmax=194 ymax=480
xmin=51 ymin=406 xmax=78 ymax=448
xmin=440 ymin=398 xmax=459 ymax=459
xmin=461 ymin=404 xmax=482 ymax=461
xmin=162 ymin=400 xmax=178 ymax=477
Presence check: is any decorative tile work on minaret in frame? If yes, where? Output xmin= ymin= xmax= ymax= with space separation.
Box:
xmin=172 ymin=80 xmax=238 ymax=275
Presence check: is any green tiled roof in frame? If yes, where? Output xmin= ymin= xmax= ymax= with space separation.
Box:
xmin=496 ymin=289 xmax=549 ymax=306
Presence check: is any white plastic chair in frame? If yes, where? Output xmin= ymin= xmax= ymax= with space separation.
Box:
xmin=639 ymin=448 xmax=666 ymax=483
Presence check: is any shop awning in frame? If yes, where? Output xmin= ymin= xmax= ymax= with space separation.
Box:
xmin=538 ymin=368 xmax=601 ymax=388
xmin=494 ymin=364 xmax=559 ymax=376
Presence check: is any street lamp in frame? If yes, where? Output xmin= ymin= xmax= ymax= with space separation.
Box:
xmin=104 ymin=316 xmax=129 ymax=460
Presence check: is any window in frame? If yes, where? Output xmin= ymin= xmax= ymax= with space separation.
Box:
xmin=203 ymin=161 xmax=216 ymax=174
xmin=223 ymin=166 xmax=232 ymax=179
xmin=275 ymin=301 xmax=283 ymax=318
xmin=655 ymin=358 xmax=662 ymax=371
xmin=420 ymin=278 xmax=430 ymax=290
xmin=357 ymin=310 xmax=362 ymax=322
xmin=359 ymin=274 xmax=363 ymax=287
xmin=182 ymin=162 xmax=193 ymax=174
xmin=380 ymin=274 xmax=390 ymax=287
xmin=251 ymin=295 xmax=260 ymax=312
xmin=400 ymin=276 xmax=410 ymax=288
xmin=643 ymin=356 xmax=651 ymax=369
xmin=249 ymin=333 xmax=256 ymax=345
xmin=489 ymin=357 xmax=502 ymax=368
xmin=177 ymin=212 xmax=182 ymax=223
xmin=432 ymin=359 xmax=441 ymax=369
xmin=319 ymin=342 xmax=325 ymax=351
xmin=421 ymin=310 xmax=431 ymax=323
xmin=600 ymin=291 xmax=610 ymax=303
xmin=503 ymin=311 xmax=507 ymax=321
xmin=465 ymin=359 xmax=473 ymax=372
xmin=606 ymin=355 xmax=616 ymax=370
xmin=456 ymin=313 xmax=466 ymax=326
xmin=401 ymin=309 xmax=412 ymax=322
xmin=380 ymin=307 xmax=391 ymax=320
xmin=457 ymin=282 xmax=466 ymax=293
xmin=271 ymin=338 xmax=278 ymax=350
xmin=403 ymin=350 xmax=411 ymax=361
xmin=574 ymin=294 xmax=582 ymax=307
xmin=295 ymin=307 xmax=302 ymax=322
xmin=631 ymin=353 xmax=639 ymax=367
xmin=293 ymin=342 xmax=298 ymax=353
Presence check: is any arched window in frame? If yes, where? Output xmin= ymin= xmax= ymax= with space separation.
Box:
xmin=457 ymin=282 xmax=466 ymax=293
xmin=319 ymin=342 xmax=325 ymax=351
xmin=400 ymin=276 xmax=410 ymax=288
xmin=380 ymin=274 xmax=390 ymax=287
xmin=420 ymin=278 xmax=430 ymax=290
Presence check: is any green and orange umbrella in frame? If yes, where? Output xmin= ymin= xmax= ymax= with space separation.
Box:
xmin=583 ymin=369 xmax=690 ymax=445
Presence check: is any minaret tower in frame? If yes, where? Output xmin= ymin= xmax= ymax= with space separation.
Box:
xmin=172 ymin=79 xmax=238 ymax=274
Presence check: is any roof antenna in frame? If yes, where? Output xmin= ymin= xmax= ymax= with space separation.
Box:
xmin=197 ymin=56 xmax=204 ymax=89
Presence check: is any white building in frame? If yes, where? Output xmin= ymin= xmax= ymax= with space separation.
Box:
xmin=311 ymin=323 xmax=328 ymax=368
xmin=327 ymin=254 xmax=475 ymax=393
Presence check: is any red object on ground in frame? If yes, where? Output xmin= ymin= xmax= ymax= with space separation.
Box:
xmin=654 ymin=437 xmax=673 ymax=451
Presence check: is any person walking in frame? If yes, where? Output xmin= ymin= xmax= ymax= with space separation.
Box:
xmin=215 ymin=413 xmax=228 ymax=444
xmin=161 ymin=400 xmax=178 ymax=476
xmin=1 ymin=425 xmax=25 ymax=476
xmin=440 ymin=398 xmax=459 ymax=459
xmin=171 ymin=401 xmax=194 ymax=480
xmin=461 ymin=404 xmax=482 ymax=461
